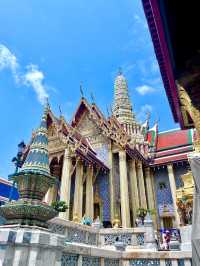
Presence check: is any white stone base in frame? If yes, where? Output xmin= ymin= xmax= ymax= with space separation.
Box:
xmin=0 ymin=225 xmax=64 ymax=266
xmin=180 ymin=225 xmax=192 ymax=251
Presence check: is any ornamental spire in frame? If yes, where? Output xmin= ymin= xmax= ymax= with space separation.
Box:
xmin=20 ymin=104 xmax=50 ymax=176
xmin=112 ymin=70 xmax=135 ymax=124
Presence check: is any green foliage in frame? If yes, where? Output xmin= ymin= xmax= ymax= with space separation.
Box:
xmin=136 ymin=208 xmax=155 ymax=218
xmin=51 ymin=201 xmax=68 ymax=212
xmin=137 ymin=208 xmax=147 ymax=218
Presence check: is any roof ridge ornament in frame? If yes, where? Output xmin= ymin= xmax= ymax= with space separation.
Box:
xmin=80 ymin=82 xmax=84 ymax=98
xmin=90 ymin=91 xmax=95 ymax=104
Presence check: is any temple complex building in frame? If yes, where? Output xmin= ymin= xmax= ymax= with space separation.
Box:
xmin=37 ymin=71 xmax=194 ymax=230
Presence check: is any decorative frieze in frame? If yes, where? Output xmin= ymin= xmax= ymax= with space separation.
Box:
xmin=136 ymin=233 xmax=145 ymax=246
xmin=61 ymin=254 xmax=78 ymax=266
xmin=104 ymin=258 xmax=120 ymax=266
xmin=129 ymin=259 xmax=160 ymax=266
xmin=67 ymin=228 xmax=87 ymax=243
xmin=104 ymin=233 xmax=132 ymax=246
xmin=82 ymin=256 xmax=100 ymax=266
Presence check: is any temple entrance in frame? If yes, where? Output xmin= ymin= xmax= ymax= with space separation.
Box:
xmin=93 ymin=185 xmax=102 ymax=221
xmin=163 ymin=217 xmax=173 ymax=229
xmin=94 ymin=203 xmax=100 ymax=220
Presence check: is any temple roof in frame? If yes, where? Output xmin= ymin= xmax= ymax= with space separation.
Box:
xmin=70 ymin=97 xmax=149 ymax=164
xmin=142 ymin=0 xmax=200 ymax=129
xmin=156 ymin=129 xmax=193 ymax=151
xmin=150 ymin=128 xmax=194 ymax=166
xmin=46 ymin=105 xmax=109 ymax=170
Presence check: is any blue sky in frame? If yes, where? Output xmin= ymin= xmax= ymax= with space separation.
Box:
xmin=0 ymin=0 xmax=178 ymax=178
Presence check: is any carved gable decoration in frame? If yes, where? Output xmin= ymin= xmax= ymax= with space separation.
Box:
xmin=76 ymin=111 xmax=108 ymax=148
xmin=48 ymin=123 xmax=58 ymax=138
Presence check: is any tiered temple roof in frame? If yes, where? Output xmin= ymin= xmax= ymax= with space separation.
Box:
xmin=150 ymin=129 xmax=193 ymax=165
xmin=71 ymin=96 xmax=148 ymax=164
xmin=47 ymin=104 xmax=109 ymax=171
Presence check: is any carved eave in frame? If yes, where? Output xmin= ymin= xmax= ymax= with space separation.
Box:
xmin=125 ymin=145 xmax=149 ymax=166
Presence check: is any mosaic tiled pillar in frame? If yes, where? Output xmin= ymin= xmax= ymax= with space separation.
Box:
xmin=73 ymin=159 xmax=84 ymax=221
xmin=108 ymin=143 xmax=115 ymax=223
xmin=137 ymin=161 xmax=147 ymax=209
xmin=119 ymin=150 xmax=130 ymax=228
xmin=129 ymin=159 xmax=139 ymax=226
xmin=59 ymin=149 xmax=72 ymax=220
xmin=167 ymin=164 xmax=180 ymax=228
xmin=85 ymin=165 xmax=94 ymax=220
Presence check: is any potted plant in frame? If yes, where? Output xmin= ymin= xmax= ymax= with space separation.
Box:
xmin=51 ymin=201 xmax=68 ymax=212
xmin=136 ymin=208 xmax=147 ymax=225
xmin=136 ymin=208 xmax=156 ymax=225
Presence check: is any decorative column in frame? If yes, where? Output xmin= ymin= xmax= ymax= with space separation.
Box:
xmin=119 ymin=150 xmax=130 ymax=228
xmin=137 ymin=160 xmax=147 ymax=209
xmin=73 ymin=159 xmax=83 ymax=221
xmin=144 ymin=167 xmax=154 ymax=209
xmin=59 ymin=149 xmax=72 ymax=220
xmin=144 ymin=167 xmax=158 ymax=228
xmin=44 ymin=185 xmax=57 ymax=204
xmin=129 ymin=159 xmax=139 ymax=226
xmin=150 ymin=170 xmax=159 ymax=229
xmin=44 ymin=165 xmax=60 ymax=204
xmin=85 ymin=165 xmax=94 ymax=220
xmin=108 ymin=142 xmax=115 ymax=222
xmin=167 ymin=164 xmax=180 ymax=227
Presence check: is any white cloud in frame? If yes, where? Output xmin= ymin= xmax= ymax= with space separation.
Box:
xmin=0 ymin=44 xmax=19 ymax=82
xmin=135 ymin=85 xmax=156 ymax=95
xmin=0 ymin=44 xmax=49 ymax=105
xmin=23 ymin=64 xmax=48 ymax=104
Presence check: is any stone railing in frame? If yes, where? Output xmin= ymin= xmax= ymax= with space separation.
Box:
xmin=48 ymin=217 xmax=153 ymax=251
xmin=48 ymin=217 xmax=99 ymax=246
xmin=0 ymin=224 xmax=192 ymax=266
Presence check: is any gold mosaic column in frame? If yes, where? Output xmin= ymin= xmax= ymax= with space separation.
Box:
xmin=129 ymin=159 xmax=139 ymax=226
xmin=59 ymin=149 xmax=72 ymax=220
xmin=108 ymin=142 xmax=115 ymax=222
xmin=167 ymin=164 xmax=180 ymax=228
xmin=119 ymin=150 xmax=131 ymax=228
xmin=85 ymin=165 xmax=94 ymax=220
xmin=73 ymin=159 xmax=83 ymax=222
xmin=137 ymin=160 xmax=147 ymax=209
